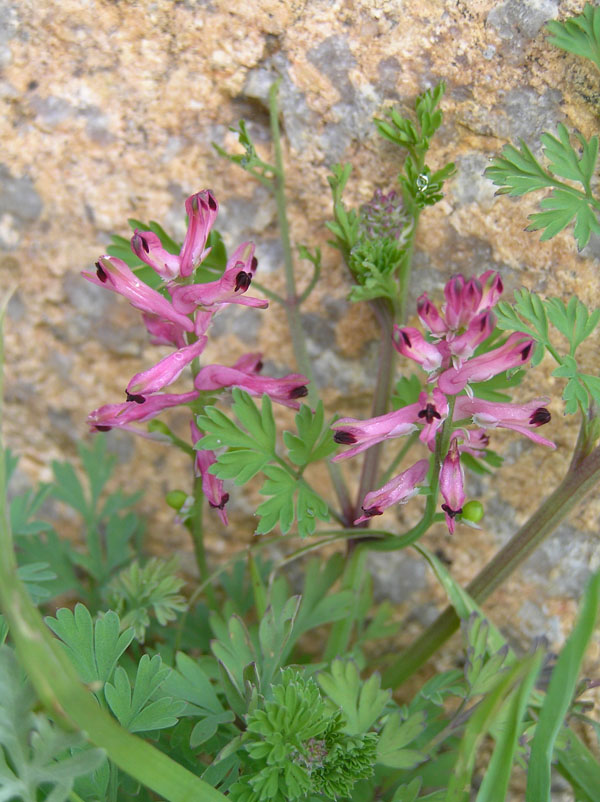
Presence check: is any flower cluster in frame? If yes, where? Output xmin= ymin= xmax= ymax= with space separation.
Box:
xmin=332 ymin=271 xmax=555 ymax=532
xmin=83 ymin=190 xmax=309 ymax=525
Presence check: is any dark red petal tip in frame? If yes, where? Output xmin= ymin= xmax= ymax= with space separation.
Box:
xmin=95 ymin=262 xmax=107 ymax=282
xmin=418 ymin=403 xmax=441 ymax=424
xmin=209 ymin=492 xmax=229 ymax=510
xmin=361 ymin=506 xmax=383 ymax=518
xmin=289 ymin=385 xmax=309 ymax=399
xmin=530 ymin=407 xmax=551 ymax=426
xmin=126 ymin=391 xmax=146 ymax=404
xmin=334 ymin=430 xmax=357 ymax=444
xmin=441 ymin=503 xmax=462 ymax=519
xmin=234 ymin=271 xmax=252 ymax=292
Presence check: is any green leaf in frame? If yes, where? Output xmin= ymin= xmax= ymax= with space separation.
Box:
xmin=283 ymin=402 xmax=337 ymax=466
xmin=292 ymin=555 xmax=355 ymax=641
xmin=17 ymin=561 xmax=56 ymax=604
xmin=485 ymin=140 xmax=555 ymax=196
xmin=464 ymin=613 xmax=511 ymax=696
xmin=476 ymin=650 xmax=543 ymax=802
xmin=526 ymin=571 xmax=600 ymax=801
xmin=469 ymin=368 xmax=525 ymax=402
xmin=317 ymin=660 xmax=390 ymax=735
xmin=210 ymin=448 xmax=271 ymax=484
xmin=106 ymin=557 xmax=187 ymax=643
xmin=45 ymin=604 xmax=134 ymax=688
xmin=392 ymin=373 xmax=422 ymax=408
xmin=541 ymin=124 xmax=598 ymax=189
xmin=77 ymin=436 xmax=117 ymax=513
xmin=414 ymin=545 xmax=509 ymax=656
xmin=0 ymin=646 xmax=105 ymax=802
xmin=527 ymin=188 xmax=600 ymax=250
xmin=544 ymin=297 xmax=600 ymax=354
xmin=210 ymin=613 xmax=256 ymax=700
xmin=447 ymin=654 xmax=540 ymax=802
xmin=196 ymin=391 xmax=277 ymax=485
xmin=547 ymin=4 xmax=600 ymax=71
xmin=376 ymin=710 xmax=427 ymax=769
xmin=255 ymin=467 xmax=329 ymax=537
xmin=258 ymin=595 xmax=301 ymax=685
xmin=105 ymin=654 xmax=185 ymax=733
xmin=556 ymin=729 xmax=600 ymax=802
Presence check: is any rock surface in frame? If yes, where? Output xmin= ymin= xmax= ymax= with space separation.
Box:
xmin=1 ymin=0 xmax=599 ymax=738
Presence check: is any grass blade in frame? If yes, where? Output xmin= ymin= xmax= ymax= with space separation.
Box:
xmin=475 ymin=651 xmax=543 ymax=802
xmin=445 ymin=655 xmax=539 ymax=802
xmin=526 ymin=570 xmax=600 ymax=801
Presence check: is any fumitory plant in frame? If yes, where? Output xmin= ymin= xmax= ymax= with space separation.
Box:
xmin=1 ymin=6 xmax=600 ymax=802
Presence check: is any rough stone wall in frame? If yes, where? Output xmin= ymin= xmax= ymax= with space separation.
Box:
xmin=1 ymin=0 xmax=599 ymax=681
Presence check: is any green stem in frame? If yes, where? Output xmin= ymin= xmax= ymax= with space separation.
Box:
xmin=382 ymin=420 xmax=600 ymax=689
xmin=323 ymin=544 xmax=369 ymax=661
xmin=354 ymin=300 xmax=396 ymax=522
xmin=268 ymin=80 xmax=353 ymax=524
xmin=397 ymin=214 xmax=420 ymax=326
xmin=379 ymin=431 xmax=419 ymax=486
xmin=268 ymin=81 xmax=313 ymax=399
xmin=190 ymin=477 xmax=217 ymax=610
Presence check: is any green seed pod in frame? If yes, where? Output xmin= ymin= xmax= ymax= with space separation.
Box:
xmin=462 ymin=500 xmax=484 ymax=523
xmin=165 ymin=490 xmax=188 ymax=511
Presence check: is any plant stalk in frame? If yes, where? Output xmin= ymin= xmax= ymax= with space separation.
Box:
xmin=382 ymin=424 xmax=600 ymax=689
xmin=268 ymin=81 xmax=353 ymax=524
xmin=354 ymin=299 xmax=396 ymax=522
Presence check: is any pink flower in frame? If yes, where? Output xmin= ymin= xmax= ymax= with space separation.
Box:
xmin=179 ymin=190 xmax=219 ymax=278
xmin=131 ymin=230 xmax=182 ymax=281
xmin=82 ymin=257 xmax=194 ymax=332
xmin=191 ymin=422 xmax=229 ymax=525
xmin=354 ymin=460 xmax=429 ymax=525
xmin=170 ymin=242 xmax=267 ymax=314
xmin=455 ymin=428 xmax=490 ymax=458
xmin=129 ymin=190 xmax=218 ymax=281
xmin=331 ymin=403 xmax=421 ymax=461
xmin=417 ymin=388 xmax=449 ymax=450
xmin=439 ymin=437 xmax=465 ymax=534
xmin=417 ymin=270 xmax=503 ymax=338
xmin=88 ymin=391 xmax=199 ymax=433
xmin=142 ymin=313 xmax=188 ymax=348
xmin=392 ymin=326 xmax=444 ymax=373
xmin=126 ymin=337 xmax=207 ymax=398
xmin=437 ymin=332 xmax=535 ymax=395
xmin=446 ymin=309 xmax=495 ymax=365
xmin=454 ymin=396 xmax=555 ymax=448
xmin=194 ymin=363 xmax=309 ymax=409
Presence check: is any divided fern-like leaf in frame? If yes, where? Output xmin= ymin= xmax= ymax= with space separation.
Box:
xmin=104 ymin=654 xmax=185 ymax=733
xmin=196 ymin=390 xmax=277 ymax=485
xmin=0 ymin=647 xmax=104 ymax=802
xmin=45 ymin=604 xmax=134 ymax=689
xmin=317 ymin=660 xmax=390 ymax=736
xmin=547 ymin=3 xmax=600 ymax=71
xmin=255 ymin=466 xmax=329 ymax=537
xmin=106 ymin=557 xmax=186 ymax=643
